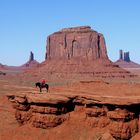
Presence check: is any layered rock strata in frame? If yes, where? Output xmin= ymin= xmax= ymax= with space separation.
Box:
xmin=46 ymin=26 xmax=108 ymax=60
xmin=7 ymin=92 xmax=140 ymax=140
xmin=32 ymin=26 xmax=135 ymax=79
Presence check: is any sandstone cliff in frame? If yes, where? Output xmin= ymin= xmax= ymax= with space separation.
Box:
xmin=30 ymin=26 xmax=134 ymax=80
xmin=46 ymin=26 xmax=108 ymax=60
xmin=7 ymin=89 xmax=140 ymax=140
xmin=19 ymin=26 xmax=136 ymax=83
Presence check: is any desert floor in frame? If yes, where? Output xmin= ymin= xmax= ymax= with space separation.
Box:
xmin=1 ymin=69 xmax=140 ymax=140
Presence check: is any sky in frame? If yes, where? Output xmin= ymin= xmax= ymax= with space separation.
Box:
xmin=0 ymin=0 xmax=140 ymax=66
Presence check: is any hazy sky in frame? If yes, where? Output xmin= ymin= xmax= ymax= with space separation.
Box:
xmin=0 ymin=0 xmax=140 ymax=66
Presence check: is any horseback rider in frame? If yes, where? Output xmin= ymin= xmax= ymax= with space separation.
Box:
xmin=41 ymin=78 xmax=46 ymax=86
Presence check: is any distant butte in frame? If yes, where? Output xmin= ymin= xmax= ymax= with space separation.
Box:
xmin=115 ymin=50 xmax=140 ymax=68
xmin=21 ymin=51 xmax=39 ymax=68
xmin=46 ymin=26 xmax=108 ymax=60
xmin=34 ymin=26 xmax=135 ymax=79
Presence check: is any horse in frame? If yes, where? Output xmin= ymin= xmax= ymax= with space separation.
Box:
xmin=35 ymin=82 xmax=49 ymax=92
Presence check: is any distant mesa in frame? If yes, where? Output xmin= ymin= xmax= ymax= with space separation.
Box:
xmin=46 ymin=26 xmax=108 ymax=60
xmin=1 ymin=26 xmax=136 ymax=78
xmin=115 ymin=50 xmax=140 ymax=68
xmin=32 ymin=26 xmax=135 ymax=79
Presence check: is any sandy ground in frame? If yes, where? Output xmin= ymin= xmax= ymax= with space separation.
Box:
xmin=1 ymin=69 xmax=140 ymax=140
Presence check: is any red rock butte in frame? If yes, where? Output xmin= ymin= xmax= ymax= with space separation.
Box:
xmin=46 ymin=26 xmax=107 ymax=60
xmin=32 ymin=26 xmax=135 ymax=79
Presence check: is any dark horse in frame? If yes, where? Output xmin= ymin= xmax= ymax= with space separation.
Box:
xmin=35 ymin=82 xmax=49 ymax=92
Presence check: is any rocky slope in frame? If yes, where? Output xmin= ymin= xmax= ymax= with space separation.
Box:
xmin=7 ymin=86 xmax=140 ymax=140
xmin=7 ymin=92 xmax=140 ymax=140
xmin=115 ymin=59 xmax=140 ymax=68
xmin=22 ymin=26 xmax=136 ymax=81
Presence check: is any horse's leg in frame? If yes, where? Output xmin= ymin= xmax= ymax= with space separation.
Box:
xmin=45 ymin=85 xmax=47 ymax=93
xmin=47 ymin=85 xmax=49 ymax=92
xmin=48 ymin=86 xmax=50 ymax=92
xmin=40 ymin=87 xmax=42 ymax=92
xmin=46 ymin=87 xmax=48 ymax=93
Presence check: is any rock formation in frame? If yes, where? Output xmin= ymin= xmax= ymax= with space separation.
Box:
xmin=119 ymin=50 xmax=123 ymax=60
xmin=46 ymin=26 xmax=108 ymax=60
xmin=20 ymin=26 xmax=136 ymax=81
xmin=115 ymin=50 xmax=140 ymax=68
xmin=124 ymin=52 xmax=130 ymax=62
xmin=0 ymin=52 xmax=39 ymax=75
xmin=7 ymin=90 xmax=140 ymax=140
xmin=21 ymin=51 xmax=39 ymax=68
xmin=31 ymin=26 xmax=134 ymax=79
xmin=29 ymin=51 xmax=34 ymax=62
xmin=118 ymin=50 xmax=131 ymax=62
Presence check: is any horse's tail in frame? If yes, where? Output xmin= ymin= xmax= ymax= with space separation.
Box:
xmin=35 ymin=83 xmax=37 ymax=87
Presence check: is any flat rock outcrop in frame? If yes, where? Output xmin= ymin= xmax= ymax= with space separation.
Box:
xmin=7 ymin=92 xmax=140 ymax=140
xmin=46 ymin=26 xmax=108 ymax=60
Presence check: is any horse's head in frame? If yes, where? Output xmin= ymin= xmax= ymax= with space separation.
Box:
xmin=35 ymin=82 xmax=40 ymax=88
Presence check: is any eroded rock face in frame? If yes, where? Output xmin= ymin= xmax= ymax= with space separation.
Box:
xmin=46 ymin=26 xmax=108 ymax=60
xmin=7 ymin=93 xmax=140 ymax=140
xmin=37 ymin=26 xmax=136 ymax=79
xmin=107 ymin=109 xmax=138 ymax=140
